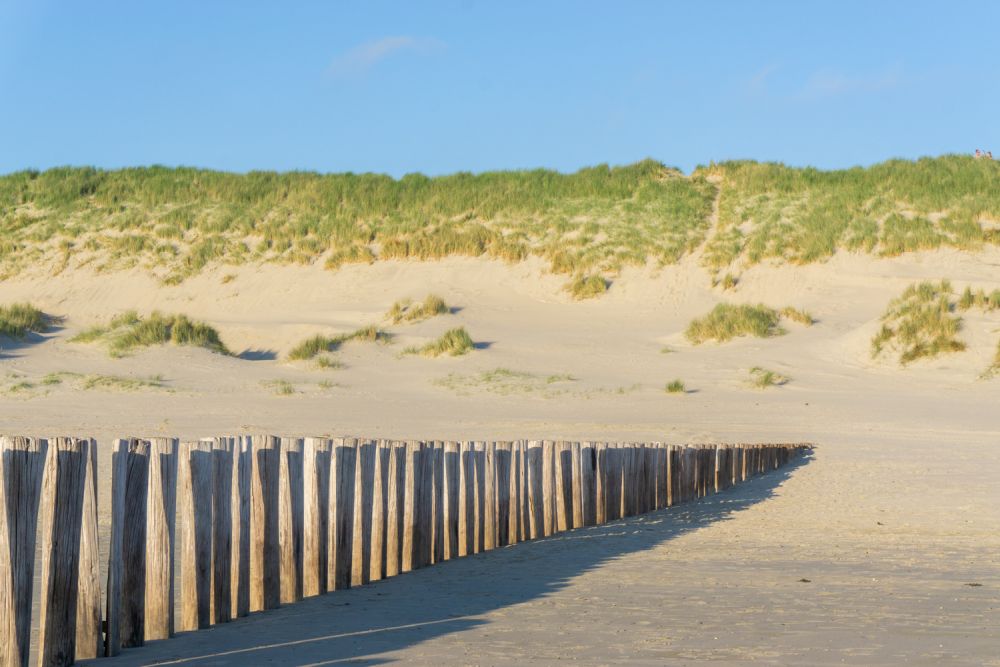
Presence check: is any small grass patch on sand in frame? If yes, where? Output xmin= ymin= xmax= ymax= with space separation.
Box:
xmin=567 ymin=274 xmax=609 ymax=300
xmin=287 ymin=325 xmax=390 ymax=360
xmin=749 ymin=366 xmax=790 ymax=388
xmin=685 ymin=303 xmax=785 ymax=344
xmin=387 ymin=294 xmax=449 ymax=324
xmin=665 ymin=379 xmax=686 ymax=394
xmin=405 ymin=327 xmax=474 ymax=357
xmin=0 ymin=303 xmax=50 ymax=339
xmin=315 ymin=355 xmax=344 ymax=370
xmin=262 ymin=379 xmax=296 ymax=396
xmin=780 ymin=307 xmax=814 ymax=326
xmin=871 ymin=280 xmax=966 ymax=364
xmin=433 ymin=367 xmax=577 ymax=397
xmin=957 ymin=286 xmax=1000 ymax=311
xmin=80 ymin=374 xmax=165 ymax=391
xmin=72 ymin=311 xmax=229 ymax=357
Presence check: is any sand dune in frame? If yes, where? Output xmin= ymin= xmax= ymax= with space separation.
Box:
xmin=3 ymin=248 xmax=1000 ymax=664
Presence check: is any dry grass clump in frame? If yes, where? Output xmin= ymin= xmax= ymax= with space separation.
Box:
xmin=780 ymin=307 xmax=814 ymax=326
xmin=957 ymin=286 xmax=1000 ymax=311
xmin=71 ymin=311 xmax=229 ymax=357
xmin=262 ymin=379 xmax=295 ymax=396
xmin=80 ymin=374 xmax=165 ymax=391
xmin=749 ymin=366 xmax=789 ymax=388
xmin=406 ymin=327 xmax=474 ymax=357
xmin=0 ymin=303 xmax=50 ymax=339
xmin=567 ymin=274 xmax=609 ymax=300
xmin=871 ymin=281 xmax=966 ymax=364
xmin=685 ymin=303 xmax=785 ymax=344
xmin=665 ymin=379 xmax=686 ymax=394
xmin=287 ymin=325 xmax=389 ymax=360
xmin=387 ymin=294 xmax=448 ymax=324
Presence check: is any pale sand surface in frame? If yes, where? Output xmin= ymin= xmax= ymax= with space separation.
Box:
xmin=2 ymin=250 xmax=999 ymax=664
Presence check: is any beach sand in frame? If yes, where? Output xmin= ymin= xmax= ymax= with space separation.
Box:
xmin=2 ymin=249 xmax=999 ymax=665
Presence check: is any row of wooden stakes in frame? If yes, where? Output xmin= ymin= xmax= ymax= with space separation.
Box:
xmin=0 ymin=436 xmax=809 ymax=667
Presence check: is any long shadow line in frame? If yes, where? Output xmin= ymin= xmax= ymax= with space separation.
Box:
xmin=87 ymin=453 xmax=811 ymax=666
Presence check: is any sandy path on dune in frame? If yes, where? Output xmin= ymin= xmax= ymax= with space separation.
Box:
xmin=1 ymin=249 xmax=998 ymax=664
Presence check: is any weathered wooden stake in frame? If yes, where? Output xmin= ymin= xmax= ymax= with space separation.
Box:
xmin=145 ymin=437 xmax=177 ymax=640
xmin=178 ymin=440 xmax=213 ymax=631
xmin=250 ymin=435 xmax=280 ymax=610
xmin=279 ymin=437 xmax=304 ymax=604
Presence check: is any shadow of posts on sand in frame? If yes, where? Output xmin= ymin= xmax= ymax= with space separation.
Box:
xmin=89 ymin=454 xmax=811 ymax=666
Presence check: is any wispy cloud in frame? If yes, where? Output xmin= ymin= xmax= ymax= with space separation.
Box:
xmin=794 ymin=64 xmax=902 ymax=101
xmin=327 ymin=36 xmax=444 ymax=79
xmin=745 ymin=64 xmax=779 ymax=96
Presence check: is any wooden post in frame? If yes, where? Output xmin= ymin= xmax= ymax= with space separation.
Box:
xmin=369 ymin=440 xmax=389 ymax=582
xmin=526 ymin=441 xmax=543 ymax=539
xmin=483 ymin=442 xmax=497 ymax=551
xmin=571 ymin=442 xmax=583 ymax=528
xmin=385 ymin=441 xmax=405 ymax=577
xmin=417 ymin=441 xmax=434 ymax=567
xmin=145 ymin=437 xmax=177 ymax=640
xmin=507 ymin=441 xmax=521 ymax=545
xmin=210 ymin=438 xmax=233 ymax=624
xmin=279 ymin=437 xmax=304 ymax=604
xmin=401 ymin=441 xmax=419 ymax=573
xmin=118 ymin=439 xmax=149 ymax=649
xmin=442 ymin=441 xmax=460 ymax=560
xmin=37 ymin=437 xmax=89 ymax=667
xmin=250 ymin=435 xmax=280 ymax=610
xmin=541 ymin=441 xmax=555 ymax=536
xmin=330 ymin=439 xmax=356 ymax=589
xmin=594 ymin=442 xmax=607 ymax=525
xmin=431 ymin=441 xmax=445 ymax=564
xmin=232 ymin=437 xmax=251 ymax=618
xmin=458 ymin=441 xmax=472 ymax=557
xmin=554 ymin=442 xmax=571 ymax=532
xmin=178 ymin=440 xmax=213 ymax=631
xmin=0 ymin=436 xmax=48 ymax=667
xmin=74 ymin=439 xmax=101 ymax=661
xmin=580 ymin=442 xmax=596 ymax=527
xmin=606 ymin=444 xmax=622 ymax=522
xmin=103 ymin=439 xmax=128 ymax=656
xmin=302 ymin=437 xmax=331 ymax=597
xmin=351 ymin=439 xmax=375 ymax=586
xmin=495 ymin=442 xmax=511 ymax=547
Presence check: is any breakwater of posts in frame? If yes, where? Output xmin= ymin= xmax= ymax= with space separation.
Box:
xmin=0 ymin=437 xmax=810 ymax=666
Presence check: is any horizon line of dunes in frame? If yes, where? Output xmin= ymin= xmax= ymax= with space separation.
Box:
xmin=0 ymin=436 xmax=810 ymax=666
xmin=2 ymin=155 xmax=998 ymax=291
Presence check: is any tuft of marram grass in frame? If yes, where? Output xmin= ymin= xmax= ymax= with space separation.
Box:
xmin=70 ymin=311 xmax=229 ymax=357
xmin=780 ymin=307 xmax=814 ymax=326
xmin=749 ymin=366 xmax=789 ymax=388
xmin=287 ymin=325 xmax=389 ymax=360
xmin=665 ymin=379 xmax=686 ymax=394
xmin=871 ymin=280 xmax=966 ymax=364
xmin=957 ymin=285 xmax=1000 ymax=311
xmin=567 ymin=274 xmax=608 ymax=300
xmin=387 ymin=294 xmax=449 ymax=324
xmin=685 ymin=303 xmax=785 ymax=344
xmin=406 ymin=327 xmax=474 ymax=357
xmin=0 ymin=303 xmax=50 ymax=339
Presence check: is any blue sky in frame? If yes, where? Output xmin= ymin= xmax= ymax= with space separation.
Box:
xmin=1 ymin=1 xmax=998 ymax=176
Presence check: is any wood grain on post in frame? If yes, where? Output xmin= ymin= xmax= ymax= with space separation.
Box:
xmin=457 ymin=441 xmax=472 ymax=557
xmin=594 ymin=442 xmax=607 ymax=525
xmin=118 ymin=439 xmax=150 ymax=648
xmin=541 ymin=440 xmax=555 ymax=536
xmin=483 ymin=442 xmax=497 ymax=551
xmin=232 ymin=437 xmax=252 ymax=617
xmin=442 ymin=441 xmax=459 ymax=560
xmin=330 ymin=439 xmax=356 ymax=590
xmin=210 ymin=438 xmax=233 ymax=624
xmin=471 ymin=442 xmax=485 ymax=554
xmin=37 ymin=437 xmax=89 ymax=667
xmin=418 ymin=441 xmax=434 ymax=567
xmin=507 ymin=441 xmax=520 ymax=545
xmin=554 ymin=442 xmax=570 ymax=532
xmin=302 ymin=437 xmax=331 ymax=598
xmin=351 ymin=439 xmax=375 ymax=586
xmin=495 ymin=442 xmax=511 ymax=547
xmin=526 ymin=441 xmax=543 ymax=539
xmin=103 ymin=439 xmax=129 ymax=656
xmin=401 ymin=441 xmax=419 ymax=573
xmin=385 ymin=441 xmax=405 ymax=577
xmin=580 ymin=442 xmax=596 ymax=527
xmin=145 ymin=437 xmax=178 ymax=640
xmin=279 ymin=437 xmax=304 ymax=604
xmin=74 ymin=439 xmax=101 ymax=660
xmin=369 ymin=440 xmax=389 ymax=582
xmin=178 ymin=440 xmax=213 ymax=631
xmin=250 ymin=435 xmax=280 ymax=610
xmin=570 ymin=442 xmax=583 ymax=529
xmin=431 ymin=442 xmax=445 ymax=564
xmin=0 ymin=436 xmax=47 ymax=667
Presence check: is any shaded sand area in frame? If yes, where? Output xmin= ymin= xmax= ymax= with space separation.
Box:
xmin=2 ymin=250 xmax=999 ymax=664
